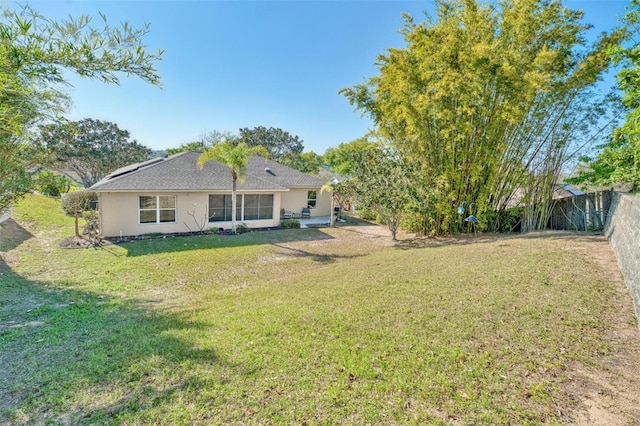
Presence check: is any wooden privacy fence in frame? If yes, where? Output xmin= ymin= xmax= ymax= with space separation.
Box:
xmin=548 ymin=190 xmax=614 ymax=231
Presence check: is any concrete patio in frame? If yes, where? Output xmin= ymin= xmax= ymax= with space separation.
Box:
xmin=298 ymin=216 xmax=332 ymax=228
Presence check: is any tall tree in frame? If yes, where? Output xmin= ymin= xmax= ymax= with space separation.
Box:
xmin=569 ymin=0 xmax=640 ymax=192
xmin=197 ymin=139 xmax=268 ymax=233
xmin=238 ymin=126 xmax=304 ymax=166
xmin=341 ymin=0 xmax=620 ymax=234
xmin=166 ymin=140 xmax=207 ymax=156
xmin=0 ymin=5 xmax=162 ymax=212
xmin=286 ymin=151 xmax=324 ymax=175
xmin=39 ymin=119 xmax=152 ymax=187
xmin=341 ymin=145 xmax=419 ymax=241
xmin=166 ymin=130 xmax=233 ymax=156
xmin=324 ymin=136 xmax=381 ymax=176
xmin=567 ymin=135 xmax=638 ymax=192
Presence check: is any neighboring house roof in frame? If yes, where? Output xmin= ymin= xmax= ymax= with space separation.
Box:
xmin=553 ymin=184 xmax=585 ymax=199
xmin=90 ymin=151 xmax=325 ymax=192
xmin=503 ymin=183 xmax=586 ymax=208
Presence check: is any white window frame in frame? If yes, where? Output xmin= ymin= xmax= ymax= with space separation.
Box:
xmin=138 ymin=195 xmax=176 ymax=224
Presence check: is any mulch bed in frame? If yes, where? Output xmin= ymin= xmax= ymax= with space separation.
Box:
xmin=58 ymin=236 xmax=103 ymax=249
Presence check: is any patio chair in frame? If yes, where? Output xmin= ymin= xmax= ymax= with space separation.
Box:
xmin=301 ymin=207 xmax=311 ymax=219
xmin=281 ymin=208 xmax=292 ymax=219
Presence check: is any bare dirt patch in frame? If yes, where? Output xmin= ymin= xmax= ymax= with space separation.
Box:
xmin=563 ymin=236 xmax=640 ymax=425
xmin=58 ymin=236 xmax=114 ymax=249
xmin=58 ymin=236 xmax=96 ymax=249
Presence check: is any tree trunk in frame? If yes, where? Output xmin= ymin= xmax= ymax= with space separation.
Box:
xmin=231 ymin=175 xmax=237 ymax=233
xmin=74 ymin=212 xmax=80 ymax=237
xmin=389 ymin=212 xmax=398 ymax=241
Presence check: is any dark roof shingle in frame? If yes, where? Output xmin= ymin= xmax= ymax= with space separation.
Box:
xmin=90 ymin=151 xmax=325 ymax=192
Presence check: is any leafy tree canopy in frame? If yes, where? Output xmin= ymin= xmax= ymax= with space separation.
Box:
xmin=39 ymin=118 xmax=152 ymax=187
xmin=166 ymin=140 xmax=207 ymax=156
xmin=568 ymin=0 xmax=640 ymax=192
xmin=238 ymin=126 xmax=304 ymax=165
xmin=166 ymin=130 xmax=232 ymax=156
xmin=341 ymin=0 xmax=621 ymax=234
xmin=0 ymin=5 xmax=162 ymax=211
xmin=286 ymin=151 xmax=324 ymax=175
xmin=338 ymin=144 xmax=420 ymax=241
xmin=34 ymin=170 xmax=76 ymax=197
xmin=169 ymin=128 xmax=319 ymax=174
xmin=324 ymin=136 xmax=381 ymax=176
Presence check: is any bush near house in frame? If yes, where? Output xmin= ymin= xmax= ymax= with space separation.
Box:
xmin=279 ymin=219 xmax=301 ymax=229
xmin=33 ymin=171 xmax=75 ymax=197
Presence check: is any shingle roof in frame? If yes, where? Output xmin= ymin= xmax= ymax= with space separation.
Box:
xmin=90 ymin=151 xmax=325 ymax=192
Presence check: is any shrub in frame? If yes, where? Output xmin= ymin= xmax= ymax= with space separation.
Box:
xmin=82 ymin=210 xmax=100 ymax=242
xmin=280 ymin=219 xmax=300 ymax=229
xmin=61 ymin=190 xmax=98 ymax=237
xmin=484 ymin=207 xmax=524 ymax=233
xmin=235 ymin=223 xmax=250 ymax=234
xmin=356 ymin=207 xmax=381 ymax=222
xmin=34 ymin=171 xmax=75 ymax=197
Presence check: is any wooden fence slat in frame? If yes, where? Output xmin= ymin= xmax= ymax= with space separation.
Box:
xmin=547 ymin=189 xmax=613 ymax=231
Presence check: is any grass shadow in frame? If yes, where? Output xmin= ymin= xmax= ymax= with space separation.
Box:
xmin=270 ymin=242 xmax=366 ymax=263
xmin=393 ymin=230 xmax=606 ymax=250
xmin=120 ymin=228 xmax=336 ymax=257
xmin=0 ymin=219 xmax=33 ymax=252
xmin=0 ymin=269 xmax=226 ymax=424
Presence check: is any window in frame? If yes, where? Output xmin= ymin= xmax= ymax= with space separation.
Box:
xmin=243 ymin=194 xmax=273 ymax=220
xmin=208 ymin=195 xmax=242 ymax=222
xmin=139 ymin=195 xmax=176 ymax=224
xmin=307 ymin=190 xmax=317 ymax=209
xmin=209 ymin=194 xmax=230 ymax=222
xmin=209 ymin=194 xmax=273 ymax=222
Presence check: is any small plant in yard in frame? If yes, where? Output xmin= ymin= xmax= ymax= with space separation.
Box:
xmin=82 ymin=210 xmax=100 ymax=243
xmin=279 ymin=219 xmax=300 ymax=229
xmin=235 ymin=222 xmax=249 ymax=234
xmin=61 ymin=190 xmax=97 ymax=238
xmin=183 ymin=203 xmax=208 ymax=234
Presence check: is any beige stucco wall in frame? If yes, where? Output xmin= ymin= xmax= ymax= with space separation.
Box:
xmin=98 ymin=191 xmax=284 ymax=237
xmin=280 ymin=187 xmax=332 ymax=217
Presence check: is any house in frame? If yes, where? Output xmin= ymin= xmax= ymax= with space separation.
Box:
xmin=503 ymin=183 xmax=585 ymax=208
xmin=90 ymin=151 xmax=331 ymax=237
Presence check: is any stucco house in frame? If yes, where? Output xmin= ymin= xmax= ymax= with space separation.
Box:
xmin=90 ymin=151 xmax=331 ymax=238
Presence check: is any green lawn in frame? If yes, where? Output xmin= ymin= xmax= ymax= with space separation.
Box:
xmin=0 ymin=194 xmax=630 ymax=424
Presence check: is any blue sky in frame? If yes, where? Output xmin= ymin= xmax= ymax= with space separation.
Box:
xmin=14 ymin=0 xmax=630 ymax=154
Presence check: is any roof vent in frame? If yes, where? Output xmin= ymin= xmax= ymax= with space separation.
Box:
xmin=265 ymin=167 xmax=275 ymax=176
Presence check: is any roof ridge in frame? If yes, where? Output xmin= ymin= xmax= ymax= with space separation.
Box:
xmin=244 ymin=171 xmax=289 ymax=190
